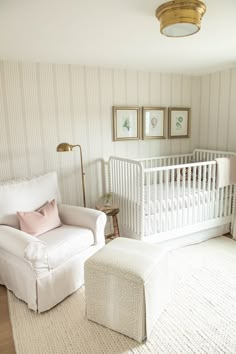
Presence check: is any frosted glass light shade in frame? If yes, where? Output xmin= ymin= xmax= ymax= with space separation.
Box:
xmin=156 ymin=0 xmax=206 ymax=38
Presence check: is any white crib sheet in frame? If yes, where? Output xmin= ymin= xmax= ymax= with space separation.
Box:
xmin=143 ymin=183 xmax=230 ymax=236
xmin=143 ymin=201 xmax=215 ymax=236
xmin=144 ymin=182 xmax=214 ymax=215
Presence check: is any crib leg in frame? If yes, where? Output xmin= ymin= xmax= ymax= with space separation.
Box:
xmin=232 ymin=222 xmax=236 ymax=240
xmin=232 ymin=192 xmax=236 ymax=240
xmin=231 ymin=210 xmax=236 ymax=240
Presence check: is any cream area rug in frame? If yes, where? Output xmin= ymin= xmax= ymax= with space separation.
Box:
xmin=8 ymin=236 xmax=236 ymax=354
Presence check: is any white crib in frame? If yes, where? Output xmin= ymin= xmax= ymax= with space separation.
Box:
xmin=109 ymin=149 xmax=236 ymax=246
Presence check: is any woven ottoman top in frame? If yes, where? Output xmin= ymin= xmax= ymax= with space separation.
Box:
xmin=85 ymin=237 xmax=167 ymax=283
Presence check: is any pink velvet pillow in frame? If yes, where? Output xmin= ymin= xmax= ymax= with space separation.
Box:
xmin=17 ymin=199 xmax=62 ymax=237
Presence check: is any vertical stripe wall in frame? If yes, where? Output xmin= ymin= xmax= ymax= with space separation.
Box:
xmin=0 ymin=61 xmax=235 ymax=207
xmin=198 ymin=68 xmax=236 ymax=153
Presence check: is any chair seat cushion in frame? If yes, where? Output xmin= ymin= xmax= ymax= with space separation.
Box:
xmin=38 ymin=225 xmax=94 ymax=269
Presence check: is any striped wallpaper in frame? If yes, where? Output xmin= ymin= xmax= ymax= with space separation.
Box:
xmin=0 ymin=61 xmax=235 ymax=207
xmin=198 ymin=68 xmax=236 ymax=153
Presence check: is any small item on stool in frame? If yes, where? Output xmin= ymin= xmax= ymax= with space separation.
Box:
xmin=84 ymin=237 xmax=170 ymax=343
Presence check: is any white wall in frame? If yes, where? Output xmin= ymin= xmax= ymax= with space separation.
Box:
xmin=0 ymin=60 xmax=211 ymax=207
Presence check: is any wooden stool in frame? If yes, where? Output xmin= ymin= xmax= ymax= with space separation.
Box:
xmin=96 ymin=204 xmax=120 ymax=239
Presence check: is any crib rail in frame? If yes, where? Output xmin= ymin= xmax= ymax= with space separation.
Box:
xmin=193 ymin=149 xmax=236 ymax=161
xmin=136 ymin=153 xmax=193 ymax=169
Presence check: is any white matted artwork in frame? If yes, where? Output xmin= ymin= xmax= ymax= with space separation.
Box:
xmin=113 ymin=106 xmax=140 ymax=141
xmin=168 ymin=107 xmax=190 ymax=138
xmin=142 ymin=107 xmax=166 ymax=139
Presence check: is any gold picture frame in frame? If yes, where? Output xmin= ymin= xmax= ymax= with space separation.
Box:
xmin=113 ymin=106 xmax=140 ymax=141
xmin=168 ymin=107 xmax=190 ymax=138
xmin=142 ymin=107 xmax=167 ymax=140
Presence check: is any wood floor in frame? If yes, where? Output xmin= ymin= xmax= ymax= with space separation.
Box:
xmin=0 ymin=285 xmax=15 ymax=354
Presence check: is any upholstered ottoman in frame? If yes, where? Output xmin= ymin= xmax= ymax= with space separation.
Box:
xmin=84 ymin=237 xmax=169 ymax=342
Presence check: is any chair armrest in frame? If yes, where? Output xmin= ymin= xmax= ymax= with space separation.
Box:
xmin=0 ymin=225 xmax=49 ymax=276
xmin=58 ymin=204 xmax=106 ymax=246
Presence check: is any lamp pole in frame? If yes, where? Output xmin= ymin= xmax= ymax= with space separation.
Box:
xmin=73 ymin=144 xmax=86 ymax=208
xmin=56 ymin=142 xmax=86 ymax=207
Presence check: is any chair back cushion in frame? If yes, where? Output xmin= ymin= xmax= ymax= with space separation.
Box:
xmin=0 ymin=172 xmax=61 ymax=229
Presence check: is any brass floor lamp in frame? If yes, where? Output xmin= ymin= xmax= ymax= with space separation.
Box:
xmin=56 ymin=142 xmax=86 ymax=207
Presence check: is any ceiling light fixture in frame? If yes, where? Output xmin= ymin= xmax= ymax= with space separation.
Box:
xmin=156 ymin=0 xmax=206 ymax=38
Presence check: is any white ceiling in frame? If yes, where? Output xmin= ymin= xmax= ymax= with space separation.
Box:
xmin=0 ymin=0 xmax=235 ymax=75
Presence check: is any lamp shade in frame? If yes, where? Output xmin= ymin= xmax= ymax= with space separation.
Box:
xmin=156 ymin=0 xmax=206 ymax=38
xmin=56 ymin=143 xmax=73 ymax=152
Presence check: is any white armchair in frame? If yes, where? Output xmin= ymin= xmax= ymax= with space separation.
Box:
xmin=0 ymin=172 xmax=106 ymax=312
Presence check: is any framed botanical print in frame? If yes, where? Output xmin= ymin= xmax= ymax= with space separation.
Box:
xmin=168 ymin=107 xmax=190 ymax=138
xmin=142 ymin=107 xmax=166 ymax=139
xmin=113 ymin=106 xmax=140 ymax=141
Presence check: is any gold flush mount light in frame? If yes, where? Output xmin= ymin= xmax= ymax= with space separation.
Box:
xmin=156 ymin=0 xmax=206 ymax=38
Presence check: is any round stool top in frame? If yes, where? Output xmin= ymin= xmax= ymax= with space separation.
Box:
xmin=96 ymin=204 xmax=119 ymax=216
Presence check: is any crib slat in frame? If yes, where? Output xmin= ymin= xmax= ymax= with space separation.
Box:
xmin=214 ymin=183 xmax=220 ymax=219
xmin=182 ymin=167 xmax=186 ymax=227
xmin=224 ymin=185 xmax=229 ymax=217
xmin=135 ymin=164 xmax=139 ymax=233
xmin=132 ymin=166 xmax=136 ymax=233
xmin=228 ymin=185 xmax=233 ymax=216
xmin=176 ymin=168 xmax=181 ymax=228
xmin=139 ymin=164 xmax=145 ymax=238
xmin=171 ymin=169 xmax=175 ymax=231
xmin=187 ymin=166 xmax=191 ymax=225
xmin=121 ymin=162 xmax=125 ymax=228
xmin=231 ymin=186 xmax=236 ymax=234
xmin=192 ymin=166 xmax=196 ymax=224
xmin=202 ymin=164 xmax=207 ymax=221
xmin=211 ymin=164 xmax=216 ymax=219
xmin=124 ymin=162 xmax=127 ymax=228
xmin=160 ymin=170 xmax=163 ymax=233
xmin=122 ymin=161 xmax=125 ymax=227
xmin=219 ymin=187 xmax=224 ymax=218
xmin=165 ymin=170 xmax=169 ymax=231
xmin=113 ymin=161 xmax=117 ymax=204
xmin=154 ymin=170 xmax=157 ymax=234
xmin=133 ymin=165 xmax=136 ymax=234
xmin=197 ymin=165 xmax=202 ymax=223
xmin=147 ymin=171 xmax=151 ymax=236
xmin=127 ymin=163 xmax=131 ymax=230
xmin=124 ymin=162 xmax=128 ymax=230
xmin=207 ymin=163 xmax=212 ymax=220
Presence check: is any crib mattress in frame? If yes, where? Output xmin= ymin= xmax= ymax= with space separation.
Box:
xmin=143 ymin=183 xmax=231 ymax=236
xmin=144 ymin=182 xmax=226 ymax=215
